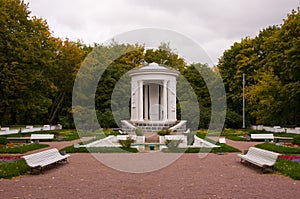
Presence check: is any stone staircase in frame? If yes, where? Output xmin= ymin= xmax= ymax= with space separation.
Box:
xmin=121 ymin=120 xmax=187 ymax=134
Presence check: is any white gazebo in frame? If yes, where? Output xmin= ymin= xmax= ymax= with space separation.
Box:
xmin=121 ymin=63 xmax=186 ymax=133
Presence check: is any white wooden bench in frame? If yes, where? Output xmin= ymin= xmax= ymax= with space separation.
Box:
xmin=237 ymin=147 xmax=280 ymax=171
xmin=22 ymin=148 xmax=70 ymax=174
xmin=250 ymin=134 xmax=274 ymax=141
xmin=218 ymin=137 xmax=226 ymax=144
xmin=30 ymin=134 xmax=54 ymax=142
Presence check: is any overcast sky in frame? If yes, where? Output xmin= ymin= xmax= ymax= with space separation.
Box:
xmin=25 ymin=0 xmax=299 ymax=66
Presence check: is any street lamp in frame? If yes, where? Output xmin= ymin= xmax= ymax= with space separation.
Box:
xmin=242 ymin=73 xmax=246 ymax=129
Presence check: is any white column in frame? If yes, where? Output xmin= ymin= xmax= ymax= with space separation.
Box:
xmin=131 ymin=80 xmax=138 ymax=121
xmin=168 ymin=79 xmax=176 ymax=121
xmin=163 ymin=80 xmax=168 ymax=121
xmin=138 ymin=80 xmax=144 ymax=121
xmin=144 ymin=85 xmax=148 ymax=120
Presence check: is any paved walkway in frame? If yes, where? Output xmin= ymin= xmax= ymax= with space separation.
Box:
xmin=1 ymin=138 xmax=300 ymax=198
xmin=225 ymin=139 xmax=261 ymax=152
xmin=23 ymin=137 xmax=94 ymax=155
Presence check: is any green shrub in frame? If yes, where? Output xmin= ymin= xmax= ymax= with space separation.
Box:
xmin=103 ymin=129 xmax=120 ymax=136
xmin=225 ymin=110 xmax=243 ymax=129
xmin=118 ymin=137 xmax=135 ymax=148
xmin=157 ymin=129 xmax=171 ymax=136
xmin=135 ymin=128 xmax=143 ymax=136
xmin=249 ymin=129 xmax=268 ymax=134
xmin=165 ymin=139 xmax=182 ymax=149
xmin=0 ymin=137 xmax=8 ymax=145
xmin=292 ymin=135 xmax=300 ymax=145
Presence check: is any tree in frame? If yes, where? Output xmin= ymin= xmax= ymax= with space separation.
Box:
xmin=47 ymin=39 xmax=89 ymax=125
xmin=0 ymin=0 xmax=89 ymax=126
xmin=217 ymin=8 xmax=300 ymax=126
xmin=0 ymin=0 xmax=54 ymax=125
xmin=246 ymin=70 xmax=283 ymax=125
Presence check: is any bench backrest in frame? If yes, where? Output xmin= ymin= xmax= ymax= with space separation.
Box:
xmin=219 ymin=137 xmax=226 ymax=143
xmin=31 ymin=134 xmax=54 ymax=140
xmin=165 ymin=135 xmax=185 ymax=140
xmin=246 ymin=147 xmax=279 ymax=163
xmin=116 ymin=135 xmax=136 ymax=140
xmin=22 ymin=148 xmax=60 ymax=165
xmin=251 ymin=134 xmax=274 ymax=139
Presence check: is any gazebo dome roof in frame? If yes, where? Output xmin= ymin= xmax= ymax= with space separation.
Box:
xmin=128 ymin=62 xmax=179 ymax=77
xmin=139 ymin=62 xmax=167 ymax=70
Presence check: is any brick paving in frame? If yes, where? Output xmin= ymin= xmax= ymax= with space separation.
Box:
xmin=1 ymin=138 xmax=300 ymax=199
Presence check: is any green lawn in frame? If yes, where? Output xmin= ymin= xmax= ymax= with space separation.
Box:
xmin=17 ymin=129 xmax=80 ymax=141
xmin=0 ymin=160 xmax=30 ymax=179
xmin=255 ymin=143 xmax=300 ymax=154
xmin=60 ymin=145 xmax=138 ymax=153
xmin=254 ymin=143 xmax=300 ymax=180
xmin=162 ymin=143 xmax=240 ymax=153
xmin=274 ymin=158 xmax=300 ymax=180
xmin=0 ymin=143 xmax=49 ymax=154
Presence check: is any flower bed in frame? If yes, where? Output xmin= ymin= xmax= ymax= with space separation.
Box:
xmin=279 ymin=155 xmax=300 ymax=164
xmin=0 ymin=155 xmax=23 ymax=162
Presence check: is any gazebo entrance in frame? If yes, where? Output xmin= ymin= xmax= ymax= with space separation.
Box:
xmin=143 ymin=82 xmax=166 ymax=121
xmin=121 ymin=63 xmax=186 ymax=133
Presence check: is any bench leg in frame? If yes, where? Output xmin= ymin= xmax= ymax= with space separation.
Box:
xmin=262 ymin=166 xmax=275 ymax=173
xmin=269 ymin=166 xmax=275 ymax=173
xmin=30 ymin=166 xmax=42 ymax=175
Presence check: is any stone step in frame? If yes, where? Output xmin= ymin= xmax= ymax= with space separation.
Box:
xmin=145 ymin=133 xmax=159 ymax=143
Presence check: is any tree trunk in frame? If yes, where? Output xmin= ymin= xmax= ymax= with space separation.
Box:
xmin=47 ymin=91 xmax=65 ymax=124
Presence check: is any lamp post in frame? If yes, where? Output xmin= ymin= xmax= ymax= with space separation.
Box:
xmin=242 ymin=73 xmax=246 ymax=129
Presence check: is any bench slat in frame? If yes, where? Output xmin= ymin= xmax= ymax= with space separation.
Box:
xmin=251 ymin=134 xmax=274 ymax=140
xmin=238 ymin=147 xmax=280 ymax=169
xmin=22 ymin=148 xmax=70 ymax=172
xmin=30 ymin=134 xmax=54 ymax=140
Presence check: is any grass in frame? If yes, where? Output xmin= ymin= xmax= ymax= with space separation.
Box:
xmin=254 ymin=143 xmax=300 ymax=180
xmin=0 ymin=143 xmax=49 ymax=154
xmin=163 ymin=132 xmax=240 ymax=153
xmin=0 ymin=160 xmax=30 ymax=179
xmin=274 ymin=158 xmax=300 ymax=180
xmin=209 ymin=128 xmax=300 ymax=142
xmin=197 ymin=128 xmax=248 ymax=141
xmin=19 ymin=129 xmax=80 ymax=141
xmin=225 ymin=134 xmax=246 ymax=141
xmin=79 ymin=134 xmax=106 ymax=145
xmin=162 ymin=143 xmax=240 ymax=153
xmin=5 ymin=129 xmax=110 ymax=141
xmin=255 ymin=143 xmax=300 ymax=154
xmin=60 ymin=145 xmax=138 ymax=153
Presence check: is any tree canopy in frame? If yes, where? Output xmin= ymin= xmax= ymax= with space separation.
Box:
xmin=218 ymin=8 xmax=300 ymax=127
xmin=1 ymin=0 xmax=299 ymax=129
xmin=0 ymin=0 xmax=90 ymax=127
